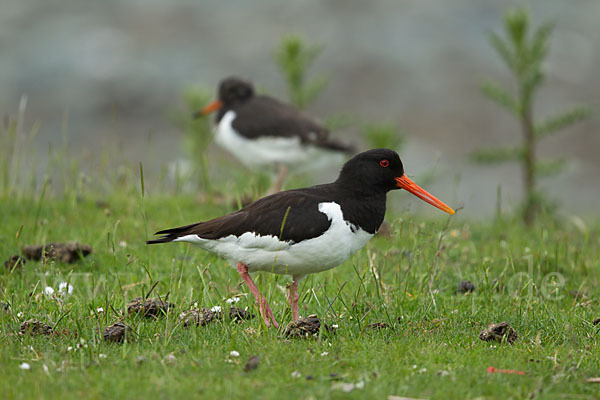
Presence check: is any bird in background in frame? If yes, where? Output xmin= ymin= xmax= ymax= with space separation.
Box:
xmin=147 ymin=149 xmax=455 ymax=328
xmin=195 ymin=76 xmax=355 ymax=194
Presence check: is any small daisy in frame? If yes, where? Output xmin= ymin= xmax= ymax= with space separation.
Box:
xmin=58 ymin=282 xmax=74 ymax=295
xmin=210 ymin=305 xmax=222 ymax=313
xmin=225 ymin=297 xmax=240 ymax=304
xmin=44 ymin=286 xmax=54 ymax=296
xmin=19 ymin=362 xmax=31 ymax=370
xmin=291 ymin=371 xmax=301 ymax=378
xmin=229 ymin=350 xmax=240 ymax=358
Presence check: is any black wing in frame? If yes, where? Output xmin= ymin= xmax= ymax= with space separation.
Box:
xmin=231 ymin=96 xmax=354 ymax=153
xmin=147 ymin=188 xmax=332 ymax=245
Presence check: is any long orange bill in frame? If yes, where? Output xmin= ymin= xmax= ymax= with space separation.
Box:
xmin=193 ymin=100 xmax=223 ymax=118
xmin=395 ymin=174 xmax=455 ymax=215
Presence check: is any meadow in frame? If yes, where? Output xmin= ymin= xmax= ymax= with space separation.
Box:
xmin=1 ymin=143 xmax=599 ymax=399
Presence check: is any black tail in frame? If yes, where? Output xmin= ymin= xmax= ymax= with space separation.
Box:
xmin=146 ymin=222 xmax=200 ymax=245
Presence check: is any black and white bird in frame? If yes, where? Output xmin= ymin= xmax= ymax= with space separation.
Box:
xmin=147 ymin=149 xmax=454 ymax=327
xmin=195 ymin=77 xmax=354 ymax=192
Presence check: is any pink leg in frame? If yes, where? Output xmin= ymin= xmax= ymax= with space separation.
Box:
xmin=266 ymin=164 xmax=288 ymax=195
xmin=236 ymin=262 xmax=279 ymax=328
xmin=288 ymin=278 xmax=300 ymax=322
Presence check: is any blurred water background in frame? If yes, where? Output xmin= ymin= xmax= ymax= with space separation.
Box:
xmin=1 ymin=0 xmax=598 ymax=217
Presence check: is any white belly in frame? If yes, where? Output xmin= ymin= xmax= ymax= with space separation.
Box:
xmin=214 ymin=111 xmax=337 ymax=168
xmin=175 ymin=202 xmax=374 ymax=278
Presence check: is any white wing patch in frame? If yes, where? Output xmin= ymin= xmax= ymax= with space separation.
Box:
xmin=173 ymin=201 xmax=374 ymax=277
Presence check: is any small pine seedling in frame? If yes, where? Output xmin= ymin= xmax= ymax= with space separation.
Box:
xmin=275 ymin=35 xmax=328 ymax=109
xmin=472 ymin=8 xmax=592 ymax=225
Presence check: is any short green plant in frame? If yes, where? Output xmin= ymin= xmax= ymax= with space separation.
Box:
xmin=275 ymin=35 xmax=328 ymax=109
xmin=472 ymin=8 xmax=592 ymax=225
xmin=361 ymin=122 xmax=405 ymax=151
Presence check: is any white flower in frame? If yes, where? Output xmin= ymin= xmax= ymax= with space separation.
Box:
xmin=99 ymin=354 xmax=107 ymax=359
xmin=17 ymin=312 xmax=24 ymax=318
xmin=320 ymin=352 xmax=328 ymax=356
xmin=193 ymin=302 xmax=198 ymax=308
xmin=67 ymin=346 xmax=74 ymax=352
xmin=418 ymin=368 xmax=427 ymax=373
xmin=332 ymin=324 xmax=339 ymax=329
xmin=355 ymin=381 xmax=365 ymax=389
xmin=44 ymin=286 xmax=54 ymax=296
xmin=118 ymin=241 xmax=127 ymax=248
xmin=291 ymin=371 xmax=301 ymax=378
xmin=58 ymin=282 xmax=73 ymax=295
xmin=225 ymin=297 xmax=240 ymax=304
xmin=210 ymin=305 xmax=222 ymax=313
xmin=19 ymin=362 xmax=31 ymax=370
xmin=229 ymin=350 xmax=240 ymax=357
xmin=97 ymin=307 xmax=103 ymax=313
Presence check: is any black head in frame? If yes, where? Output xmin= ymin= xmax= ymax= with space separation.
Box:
xmin=336 ymin=149 xmax=404 ymax=194
xmin=218 ymin=77 xmax=255 ymax=107
xmin=335 ymin=148 xmax=455 ymax=214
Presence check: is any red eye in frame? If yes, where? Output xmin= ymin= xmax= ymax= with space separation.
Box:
xmin=379 ymin=159 xmax=389 ymax=167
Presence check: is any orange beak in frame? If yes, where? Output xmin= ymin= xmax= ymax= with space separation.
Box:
xmin=193 ymin=100 xmax=223 ymax=118
xmin=395 ymin=174 xmax=455 ymax=215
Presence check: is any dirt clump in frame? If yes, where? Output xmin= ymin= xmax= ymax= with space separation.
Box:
xmin=20 ymin=319 xmax=53 ymax=336
xmin=367 ymin=322 xmax=389 ymax=330
xmin=4 ymin=255 xmax=26 ymax=271
xmin=103 ymin=322 xmax=130 ymax=343
xmin=285 ymin=314 xmax=332 ymax=338
xmin=127 ymin=297 xmax=173 ymax=318
xmin=179 ymin=308 xmax=221 ymax=327
xmin=479 ymin=321 xmax=518 ymax=344
xmin=457 ymin=280 xmax=476 ymax=293
xmin=22 ymin=242 xmax=92 ymax=263
xmin=243 ymin=355 xmax=260 ymax=372
xmin=229 ymin=306 xmax=254 ymax=322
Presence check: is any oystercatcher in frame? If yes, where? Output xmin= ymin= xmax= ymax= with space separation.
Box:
xmin=195 ymin=77 xmax=354 ymax=192
xmin=147 ymin=149 xmax=454 ymax=327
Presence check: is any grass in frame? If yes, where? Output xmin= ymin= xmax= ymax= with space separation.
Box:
xmin=1 ymin=113 xmax=599 ymax=398
xmin=1 ymin=182 xmax=599 ymax=399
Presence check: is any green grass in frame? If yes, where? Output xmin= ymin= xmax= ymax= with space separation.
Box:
xmin=1 ymin=179 xmax=599 ymax=400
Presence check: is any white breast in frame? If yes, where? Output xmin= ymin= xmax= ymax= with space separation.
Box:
xmin=214 ymin=110 xmax=338 ymax=168
xmin=175 ymin=201 xmax=374 ymax=278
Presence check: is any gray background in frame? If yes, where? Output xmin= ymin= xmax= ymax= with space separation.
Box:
xmin=1 ymin=0 xmax=598 ymax=217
